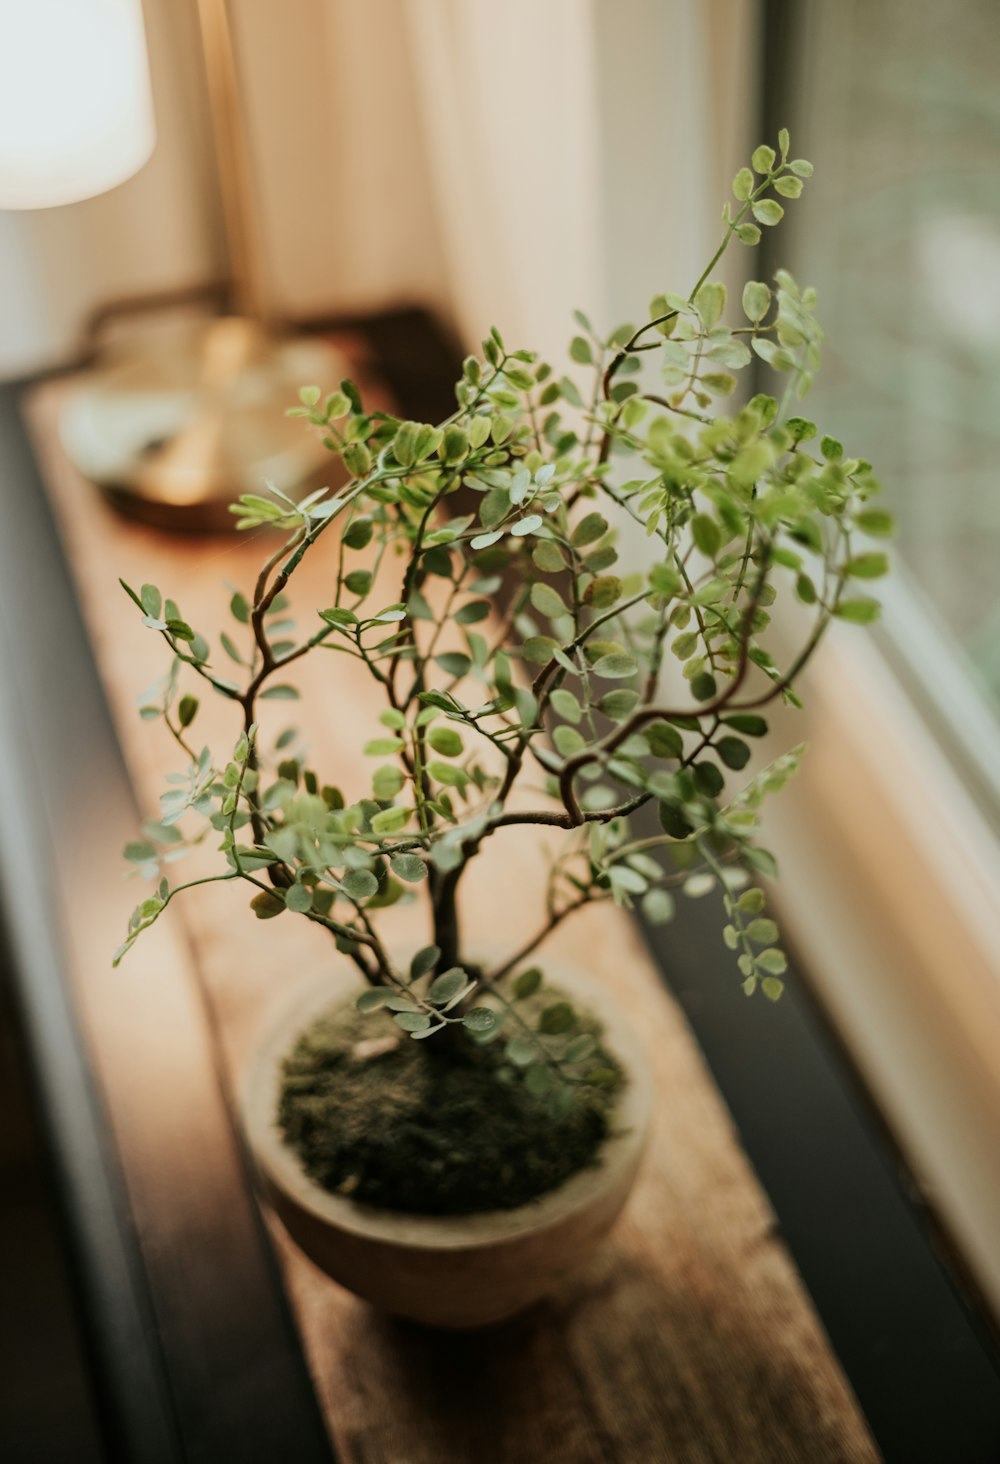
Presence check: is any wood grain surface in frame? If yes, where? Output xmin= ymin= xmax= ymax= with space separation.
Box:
xmin=26 ymin=374 xmax=880 ymax=1463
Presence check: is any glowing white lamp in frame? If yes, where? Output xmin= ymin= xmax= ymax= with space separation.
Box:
xmin=0 ymin=0 xmax=156 ymax=210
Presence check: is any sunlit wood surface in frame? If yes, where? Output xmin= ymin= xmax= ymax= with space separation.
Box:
xmin=27 ymin=375 xmax=879 ymax=1463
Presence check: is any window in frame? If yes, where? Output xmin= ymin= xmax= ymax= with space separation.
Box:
xmin=770 ymin=0 xmax=1000 ymax=816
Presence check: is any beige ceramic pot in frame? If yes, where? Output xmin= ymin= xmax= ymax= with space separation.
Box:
xmin=241 ymin=962 xmax=652 ymax=1329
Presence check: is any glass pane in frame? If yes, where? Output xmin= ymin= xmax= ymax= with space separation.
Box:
xmin=784 ymin=1 xmax=1000 ymax=708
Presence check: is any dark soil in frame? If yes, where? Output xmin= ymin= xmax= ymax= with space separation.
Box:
xmin=277 ymin=992 xmax=621 ymax=1216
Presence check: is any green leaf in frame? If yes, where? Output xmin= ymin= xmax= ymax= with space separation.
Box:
xmin=435 ymin=652 xmax=471 ymax=677
xmin=553 ymin=725 xmax=585 ymax=756
xmin=363 ymin=738 xmax=403 ymax=756
xmin=738 ymin=887 xmax=766 ymax=913
xmin=564 ymin=1034 xmax=597 ymax=1064
xmin=285 ymin=883 xmax=313 ymax=913
xmin=531 ymin=582 xmax=568 ymax=619
xmin=510 ymin=514 xmax=543 ymax=537
xmin=140 ymin=584 xmax=162 ymax=618
xmin=845 ymin=553 xmax=889 ymax=580
xmin=744 ymin=845 xmax=779 ymax=879
xmin=220 ymin=632 xmax=242 ymax=664
xmin=751 ymin=199 xmax=784 ymax=226
xmin=178 ymin=694 xmax=199 ymax=728
xmin=789 ymin=158 xmax=814 ymax=177
xmin=428 ymin=968 xmax=468 ymax=1004
xmin=723 ymin=714 xmax=768 ymax=737
xmin=757 ymin=948 xmax=788 ymax=975
xmin=372 ymin=765 xmax=404 ymax=801
xmin=569 ymin=335 xmax=593 ymax=364
xmin=649 ymin=562 xmax=682 ymax=598
xmin=694 ymin=761 xmax=724 ymax=797
xmin=470 ymin=529 xmax=504 ymax=551
xmin=523 ymin=636 xmax=558 ymax=665
xmin=855 ymin=508 xmax=895 ymax=538
xmin=691 ymin=672 xmax=718 ymax=702
xmin=463 ymin=1006 xmax=500 ymax=1034
xmin=429 ymin=760 xmax=467 ymax=788
xmin=343 ymin=441 xmax=372 ymax=477
xmin=600 ymin=688 xmax=640 ymax=720
xmin=734 ymin=223 xmax=762 ymax=246
xmin=506 ymin=1036 xmax=536 ymax=1067
xmin=533 ymin=539 xmax=566 ymax=573
xmin=585 ymin=575 xmax=621 ymax=609
xmin=345 ymin=569 xmax=373 ymax=596
xmin=717 ymin=736 xmax=751 ymax=770
xmin=371 ymin=807 xmax=408 ymax=835
xmin=525 ymin=1063 xmax=551 ymax=1097
xmin=356 ymin=988 xmax=392 ymax=1013
xmin=513 ymin=966 xmax=543 ymax=999
xmin=691 ymin=513 xmax=721 ymax=558
xmin=592 ymin=652 xmax=637 ymax=680
xmin=572 ymin=512 xmax=608 ymax=548
xmin=390 ymin=853 xmax=426 ymax=882
xmin=694 ymin=281 xmax=726 ymax=328
xmin=539 ymin=1001 xmax=574 ymax=1035
xmin=550 ymin=688 xmax=582 ymax=724
xmin=394 ymin=1012 xmax=432 ymax=1033
xmin=385 ymin=994 xmax=418 ymax=1012
xmin=835 ymin=597 xmax=881 ymax=624
xmin=585 ymin=1067 xmax=618 ymax=1088
xmin=251 ymin=891 xmax=285 ymax=920
xmin=440 ymin=426 xmax=469 ymax=464
xmin=428 ymin=726 xmax=463 ymax=757
xmin=761 ymin=977 xmax=785 ymax=1001
xmin=468 ymin=414 xmax=491 ymax=448
xmin=642 ymin=888 xmax=675 ymax=925
xmin=732 ymin=167 xmax=754 ymax=200
xmin=774 ymin=175 xmax=803 ymax=198
xmin=746 ymin=917 xmax=778 ymax=945
xmin=645 ymin=721 xmax=683 ymax=759
xmin=260 ymin=684 xmax=300 ymax=700
xmin=342 ymin=869 xmax=378 ymax=900
xmin=412 ymin=945 xmax=441 ymax=980
xmin=742 ymin=280 xmax=771 ymax=322
xmin=751 ymin=143 xmax=776 ymax=173
xmin=319 ymin=607 xmax=358 ymax=627
xmin=451 ymin=596 xmax=488 ymax=627
xmin=343 ymin=517 xmax=374 ymax=550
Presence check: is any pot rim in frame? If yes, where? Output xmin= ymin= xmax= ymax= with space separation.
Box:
xmin=240 ymin=955 xmax=652 ymax=1252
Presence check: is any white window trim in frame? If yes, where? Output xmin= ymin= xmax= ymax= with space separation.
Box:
xmin=762 ymin=614 xmax=1000 ymax=1319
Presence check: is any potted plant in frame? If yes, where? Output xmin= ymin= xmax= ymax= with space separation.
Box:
xmin=115 ymin=132 xmax=891 ymax=1328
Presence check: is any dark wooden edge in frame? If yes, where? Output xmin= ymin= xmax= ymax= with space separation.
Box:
xmin=637 ymin=844 xmax=1000 ymax=1464
xmin=0 ymin=382 xmax=334 ymax=1463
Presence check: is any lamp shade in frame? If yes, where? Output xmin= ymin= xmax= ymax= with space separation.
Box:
xmin=0 ymin=0 xmax=155 ymax=209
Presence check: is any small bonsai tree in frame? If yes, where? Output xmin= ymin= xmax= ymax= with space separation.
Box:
xmin=116 ymin=132 xmax=890 ymax=1100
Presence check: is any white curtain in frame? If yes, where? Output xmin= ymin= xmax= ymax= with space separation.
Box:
xmin=401 ymin=0 xmax=757 ymax=362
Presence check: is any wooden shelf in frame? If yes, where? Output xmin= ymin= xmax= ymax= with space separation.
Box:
xmin=22 ymin=370 xmax=878 ymax=1463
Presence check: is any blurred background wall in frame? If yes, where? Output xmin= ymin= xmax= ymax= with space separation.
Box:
xmin=0 ymin=0 xmax=755 ymax=377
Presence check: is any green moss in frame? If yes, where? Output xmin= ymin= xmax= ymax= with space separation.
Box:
xmin=277 ymin=991 xmax=622 ymax=1216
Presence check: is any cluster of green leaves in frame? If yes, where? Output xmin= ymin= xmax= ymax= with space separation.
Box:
xmin=353 ymin=953 xmax=616 ymax=1117
xmin=116 ymin=132 xmax=892 ymax=1074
